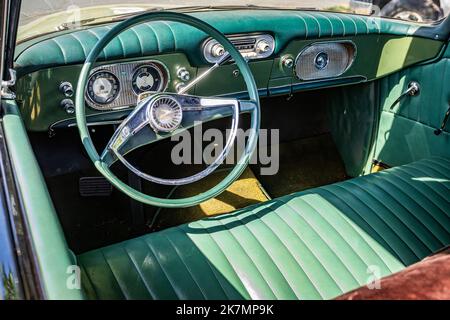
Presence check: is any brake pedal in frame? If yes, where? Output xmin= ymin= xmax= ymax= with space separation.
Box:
xmin=79 ymin=177 xmax=113 ymax=197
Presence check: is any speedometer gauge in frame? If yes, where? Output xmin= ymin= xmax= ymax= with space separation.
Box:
xmin=132 ymin=64 xmax=164 ymax=94
xmin=87 ymin=71 xmax=120 ymax=105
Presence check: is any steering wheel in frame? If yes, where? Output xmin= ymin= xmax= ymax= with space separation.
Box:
xmin=75 ymin=12 xmax=260 ymax=208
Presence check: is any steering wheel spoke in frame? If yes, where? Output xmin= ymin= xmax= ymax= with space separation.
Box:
xmin=102 ymin=93 xmax=244 ymax=168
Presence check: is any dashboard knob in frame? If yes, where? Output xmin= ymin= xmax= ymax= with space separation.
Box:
xmin=255 ymin=40 xmax=271 ymax=54
xmin=211 ymin=43 xmax=225 ymax=58
xmin=177 ymin=68 xmax=191 ymax=82
xmin=282 ymin=56 xmax=294 ymax=69
xmin=60 ymin=99 xmax=75 ymax=114
xmin=175 ymin=82 xmax=186 ymax=93
xmin=59 ymin=81 xmax=74 ymax=97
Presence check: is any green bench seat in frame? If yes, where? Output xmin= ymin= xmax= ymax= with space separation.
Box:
xmin=78 ymin=157 xmax=450 ymax=299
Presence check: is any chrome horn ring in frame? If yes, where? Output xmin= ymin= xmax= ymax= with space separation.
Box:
xmin=102 ymin=93 xmax=243 ymax=186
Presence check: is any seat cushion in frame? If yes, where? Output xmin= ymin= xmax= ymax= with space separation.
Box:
xmin=78 ymin=157 xmax=450 ymax=300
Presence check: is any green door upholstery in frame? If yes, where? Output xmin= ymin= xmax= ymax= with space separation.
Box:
xmin=374 ymin=44 xmax=450 ymax=167
xmin=78 ymin=157 xmax=450 ymax=300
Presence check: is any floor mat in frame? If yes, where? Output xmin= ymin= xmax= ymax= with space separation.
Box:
xmin=253 ymin=133 xmax=347 ymax=198
xmin=152 ymin=167 xmax=270 ymax=231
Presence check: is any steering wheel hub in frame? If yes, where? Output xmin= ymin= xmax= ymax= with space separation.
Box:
xmin=148 ymin=95 xmax=183 ymax=132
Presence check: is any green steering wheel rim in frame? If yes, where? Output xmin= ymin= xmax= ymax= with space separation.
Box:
xmin=75 ymin=11 xmax=261 ymax=208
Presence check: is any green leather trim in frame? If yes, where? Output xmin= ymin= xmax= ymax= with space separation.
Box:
xmin=14 ymin=10 xmax=439 ymax=75
xmin=78 ymin=157 xmax=450 ymax=300
xmin=1 ymin=100 xmax=84 ymax=300
xmin=373 ymin=55 xmax=450 ymax=167
xmin=328 ymin=82 xmax=379 ymax=177
xmin=75 ymin=11 xmax=260 ymax=208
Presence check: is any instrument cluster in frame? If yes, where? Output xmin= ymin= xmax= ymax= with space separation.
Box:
xmin=85 ymin=60 xmax=169 ymax=110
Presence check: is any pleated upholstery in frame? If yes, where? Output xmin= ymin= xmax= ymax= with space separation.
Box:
xmin=78 ymin=157 xmax=450 ymax=300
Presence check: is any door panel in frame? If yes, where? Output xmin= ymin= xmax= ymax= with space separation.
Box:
xmin=373 ymin=44 xmax=450 ymax=167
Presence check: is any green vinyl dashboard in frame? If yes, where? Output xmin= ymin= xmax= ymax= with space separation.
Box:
xmin=13 ymin=9 xmax=446 ymax=132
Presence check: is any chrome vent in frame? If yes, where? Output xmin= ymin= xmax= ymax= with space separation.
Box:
xmin=203 ymin=34 xmax=274 ymax=64
xmin=295 ymin=41 xmax=356 ymax=81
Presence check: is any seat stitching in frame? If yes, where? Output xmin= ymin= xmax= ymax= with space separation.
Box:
xmin=415 ymin=161 xmax=450 ymax=184
xmin=299 ymin=195 xmax=376 ymax=271
xmin=413 ymin=164 xmax=450 ymax=190
xmin=422 ymin=158 xmax=450 ymax=175
xmin=319 ymin=183 xmax=412 ymax=257
xmin=99 ymin=250 xmax=128 ymax=299
xmin=173 ymin=227 xmax=230 ymax=299
xmin=347 ymin=176 xmax=432 ymax=252
xmin=121 ymin=246 xmax=155 ymax=299
xmin=212 ymin=217 xmax=280 ymax=299
xmin=387 ymin=170 xmax=450 ymax=234
xmin=279 ymin=199 xmax=353 ymax=292
xmin=233 ymin=207 xmax=313 ymax=299
xmin=368 ymin=174 xmax=445 ymax=248
xmin=396 ymin=167 xmax=450 ymax=217
xmin=141 ymin=238 xmax=181 ymax=299
xmin=344 ymin=180 xmax=428 ymax=257
xmin=79 ymin=262 xmax=99 ymax=299
xmin=163 ymin=234 xmax=207 ymax=299
xmin=193 ymin=220 xmax=252 ymax=299
xmin=413 ymin=163 xmax=450 ymax=191
xmin=394 ymin=167 xmax=450 ymax=211
xmin=403 ymin=166 xmax=449 ymax=204
xmin=271 ymin=211 xmax=336 ymax=299
xmin=402 ymin=159 xmax=449 ymax=179
xmin=253 ymin=206 xmax=326 ymax=299
xmin=280 ymin=198 xmax=361 ymax=287
xmin=313 ymin=188 xmax=395 ymax=272
xmin=332 ymin=183 xmax=420 ymax=261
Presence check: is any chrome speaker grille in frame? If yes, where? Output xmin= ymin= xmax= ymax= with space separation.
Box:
xmin=295 ymin=42 xmax=356 ymax=81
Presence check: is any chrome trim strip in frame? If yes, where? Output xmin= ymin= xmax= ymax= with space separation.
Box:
xmin=110 ymin=96 xmax=240 ymax=186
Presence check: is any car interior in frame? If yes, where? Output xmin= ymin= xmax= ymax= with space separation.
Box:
xmin=3 ymin=2 xmax=450 ymax=299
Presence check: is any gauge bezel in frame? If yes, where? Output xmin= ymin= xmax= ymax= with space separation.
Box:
xmin=131 ymin=63 xmax=166 ymax=95
xmin=85 ymin=70 xmax=121 ymax=109
xmin=85 ymin=60 xmax=169 ymax=111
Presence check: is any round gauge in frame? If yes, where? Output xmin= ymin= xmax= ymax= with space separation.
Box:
xmin=87 ymin=71 xmax=120 ymax=105
xmin=132 ymin=64 xmax=165 ymax=95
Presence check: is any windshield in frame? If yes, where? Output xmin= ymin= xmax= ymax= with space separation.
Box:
xmin=18 ymin=0 xmax=449 ymax=42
